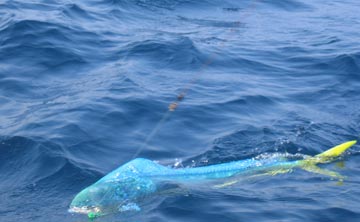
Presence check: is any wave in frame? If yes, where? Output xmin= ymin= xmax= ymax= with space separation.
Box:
xmin=0 ymin=136 xmax=101 ymax=192
xmin=1 ymin=0 xmax=360 ymax=221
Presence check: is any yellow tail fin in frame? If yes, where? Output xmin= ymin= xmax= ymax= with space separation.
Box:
xmin=316 ymin=140 xmax=356 ymax=157
xmin=299 ymin=140 xmax=356 ymax=179
xmin=315 ymin=140 xmax=357 ymax=163
xmin=301 ymin=140 xmax=357 ymax=165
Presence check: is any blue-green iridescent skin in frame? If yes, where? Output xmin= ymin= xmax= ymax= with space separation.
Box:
xmin=70 ymin=140 xmax=358 ymax=218
xmin=69 ymin=157 xmax=300 ymax=216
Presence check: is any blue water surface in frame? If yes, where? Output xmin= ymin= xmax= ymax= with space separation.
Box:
xmin=1 ymin=0 xmax=360 ymax=221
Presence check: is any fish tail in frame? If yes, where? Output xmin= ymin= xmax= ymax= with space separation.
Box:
xmin=298 ymin=140 xmax=357 ymax=179
xmin=311 ymin=140 xmax=356 ymax=163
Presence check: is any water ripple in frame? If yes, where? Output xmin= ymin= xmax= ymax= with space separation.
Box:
xmin=1 ymin=0 xmax=360 ymax=221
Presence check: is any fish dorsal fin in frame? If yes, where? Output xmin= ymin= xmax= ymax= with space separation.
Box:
xmin=125 ymin=158 xmax=170 ymax=174
xmin=100 ymin=158 xmax=170 ymax=183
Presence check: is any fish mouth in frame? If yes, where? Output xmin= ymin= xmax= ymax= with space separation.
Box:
xmin=68 ymin=206 xmax=101 ymax=214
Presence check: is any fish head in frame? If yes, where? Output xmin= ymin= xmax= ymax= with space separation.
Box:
xmin=69 ymin=184 xmax=108 ymax=215
xmin=69 ymin=181 xmax=129 ymax=214
xmin=69 ymin=177 xmax=156 ymax=215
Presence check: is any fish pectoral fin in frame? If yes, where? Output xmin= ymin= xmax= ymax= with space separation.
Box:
xmin=301 ymin=164 xmax=345 ymax=180
xmin=119 ymin=202 xmax=141 ymax=212
xmin=157 ymin=182 xmax=189 ymax=195
xmin=88 ymin=212 xmax=105 ymax=220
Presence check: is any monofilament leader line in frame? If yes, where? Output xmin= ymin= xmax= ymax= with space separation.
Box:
xmin=132 ymin=0 xmax=260 ymax=159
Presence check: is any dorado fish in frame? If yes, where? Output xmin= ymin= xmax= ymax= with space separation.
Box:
xmin=69 ymin=140 xmax=357 ymax=219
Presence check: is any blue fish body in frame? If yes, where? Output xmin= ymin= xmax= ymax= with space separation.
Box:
xmin=69 ymin=141 xmax=356 ymax=218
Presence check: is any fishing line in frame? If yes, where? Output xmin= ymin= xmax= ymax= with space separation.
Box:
xmin=132 ymin=111 xmax=172 ymax=158
xmin=132 ymin=0 xmax=261 ymax=158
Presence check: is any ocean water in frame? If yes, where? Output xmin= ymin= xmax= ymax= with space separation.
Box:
xmin=1 ymin=0 xmax=360 ymax=221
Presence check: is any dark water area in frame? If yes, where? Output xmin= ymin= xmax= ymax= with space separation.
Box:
xmin=1 ymin=0 xmax=360 ymax=221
